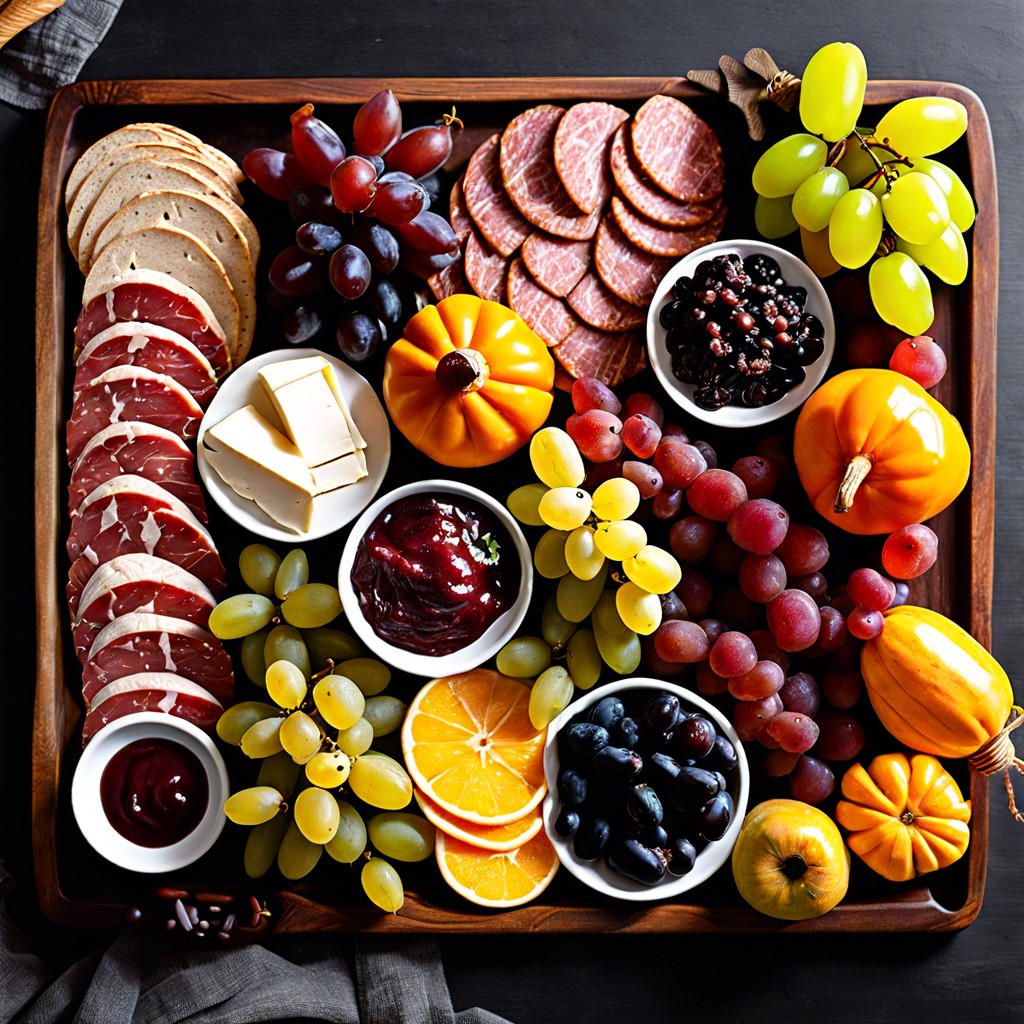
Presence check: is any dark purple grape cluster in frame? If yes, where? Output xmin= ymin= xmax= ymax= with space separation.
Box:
xmin=660 ymin=253 xmax=826 ymax=410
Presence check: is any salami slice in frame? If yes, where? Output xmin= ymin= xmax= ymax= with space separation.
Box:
xmin=520 ymin=233 xmax=591 ymax=297
xmin=74 ymin=322 xmax=218 ymax=407
xmin=75 ymin=268 xmax=230 ymax=377
xmin=500 ymin=105 xmax=602 ymax=241
xmin=506 ymin=258 xmax=577 ymax=347
xmin=72 ymin=553 xmax=215 ymax=663
xmin=594 ymin=216 xmax=674 ymax=308
xmin=567 ymin=271 xmax=646 ymax=332
xmin=69 ymin=421 xmax=207 ymax=522
xmin=611 ymin=196 xmax=727 ymax=258
xmin=82 ymin=613 xmax=233 ymax=706
xmin=449 ymin=174 xmax=475 ymax=245
xmin=462 ymin=135 xmax=531 ymax=257
xmin=427 ymin=258 xmax=469 ymax=301
xmin=609 ymin=123 xmax=720 ymax=228
xmin=554 ymin=326 xmax=647 ymax=387
xmin=631 ymin=95 xmax=724 ymax=203
xmin=553 ymin=102 xmax=628 ymax=215
xmin=463 ymin=230 xmax=509 ymax=304
xmin=66 ymin=364 xmax=203 ymax=466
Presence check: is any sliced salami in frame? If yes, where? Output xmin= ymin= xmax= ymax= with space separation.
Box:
xmin=500 ymin=105 xmax=602 ymax=241
xmin=631 ymin=95 xmax=724 ymax=203
xmin=462 ymin=134 xmax=531 ymax=257
xmin=594 ymin=216 xmax=674 ymax=308
xmin=75 ymin=268 xmax=230 ymax=377
xmin=82 ymin=613 xmax=233 ymax=706
xmin=66 ymin=364 xmax=203 ymax=466
xmin=427 ymin=258 xmax=469 ymax=301
xmin=449 ymin=174 xmax=475 ymax=245
xmin=609 ymin=123 xmax=720 ymax=228
xmin=553 ymin=102 xmax=628 ymax=215
xmin=554 ymin=326 xmax=647 ymax=387
xmin=72 ymin=553 xmax=215 ymax=663
xmin=82 ymin=672 xmax=222 ymax=745
xmin=74 ymin=322 xmax=218 ymax=407
xmin=68 ymin=421 xmax=207 ymax=522
xmin=463 ymin=230 xmax=509 ymax=304
xmin=611 ymin=196 xmax=727 ymax=258
xmin=506 ymin=258 xmax=577 ymax=347
xmin=567 ymin=271 xmax=646 ymax=332
xmin=520 ymin=233 xmax=591 ymax=297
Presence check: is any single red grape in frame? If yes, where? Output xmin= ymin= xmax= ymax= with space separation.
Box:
xmin=847 ymin=607 xmax=884 ymax=640
xmin=398 ymin=209 xmax=460 ymax=255
xmin=675 ymin=568 xmax=713 ymax=619
xmin=290 ymin=103 xmax=346 ymax=186
xmin=268 ymin=244 xmax=326 ymax=296
xmin=709 ymin=631 xmax=758 ymax=678
xmin=352 ymin=89 xmax=403 ymax=156
xmin=847 ymin=568 xmax=896 ymax=612
xmin=767 ymin=711 xmax=819 ymax=753
xmin=739 ymin=553 xmax=787 ymax=603
xmin=889 ymin=335 xmax=947 ymax=389
xmin=687 ymin=469 xmax=748 ymax=522
xmin=653 ymin=438 xmax=707 ymax=490
xmin=243 ymin=148 xmax=311 ymax=200
xmin=821 ymin=669 xmax=863 ymax=710
xmin=621 ymin=414 xmax=662 ymax=459
xmin=651 ymin=488 xmax=683 ymax=520
xmin=623 ymin=392 xmax=664 ymax=426
xmin=791 ymin=571 xmax=829 ymax=605
xmin=814 ymin=605 xmax=848 ymax=653
xmin=571 ymin=378 xmax=621 ymax=415
xmin=731 ymin=455 xmax=777 ymax=499
xmin=385 ymin=122 xmax=455 ymax=178
xmin=622 ymin=460 xmax=664 ymax=499
xmin=774 ymin=524 xmax=829 ymax=576
xmin=328 ymin=244 xmax=371 ymax=300
xmin=670 ymin=516 xmax=718 ymax=564
xmin=695 ymin=660 xmax=730 ymax=696
xmin=788 ymin=755 xmax=835 ymax=804
xmin=763 ymin=748 xmax=802 ymax=777
xmin=654 ymin=620 xmax=710 ymax=664
xmin=330 ymin=156 xmax=378 ymax=213
xmin=882 ymin=524 xmax=939 ymax=579
xmin=727 ymin=499 xmax=790 ymax=555
xmin=565 ymin=409 xmax=623 ymax=463
xmin=367 ymin=180 xmax=428 ymax=226
xmin=778 ymin=671 xmax=821 ymax=717
xmin=728 ymin=660 xmax=785 ymax=701
xmin=767 ymin=589 xmax=821 ymax=652
xmin=813 ymin=711 xmax=866 ymax=761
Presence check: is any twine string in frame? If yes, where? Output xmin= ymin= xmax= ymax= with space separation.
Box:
xmin=968 ymin=706 xmax=1024 ymax=823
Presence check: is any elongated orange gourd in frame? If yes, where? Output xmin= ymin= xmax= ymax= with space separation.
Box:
xmin=835 ymin=753 xmax=971 ymax=882
xmin=383 ymin=295 xmax=554 ymax=468
xmin=793 ymin=368 xmax=970 ymax=534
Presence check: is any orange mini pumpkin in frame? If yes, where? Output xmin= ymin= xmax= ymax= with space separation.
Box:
xmin=383 ymin=295 xmax=555 ymax=468
xmin=835 ymin=753 xmax=971 ymax=882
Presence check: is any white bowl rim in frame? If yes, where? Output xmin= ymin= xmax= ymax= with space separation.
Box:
xmin=71 ymin=711 xmax=229 ymax=873
xmin=646 ymin=238 xmax=836 ymax=429
xmin=338 ymin=478 xmax=533 ymax=678
xmin=542 ymin=677 xmax=749 ymax=901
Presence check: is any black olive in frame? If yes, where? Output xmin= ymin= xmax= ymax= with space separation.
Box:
xmin=626 ymin=783 xmax=664 ymax=827
xmin=606 ymin=839 xmax=669 ymax=885
xmin=592 ymin=746 xmax=644 ymax=783
xmin=573 ymin=818 xmax=612 ymax=861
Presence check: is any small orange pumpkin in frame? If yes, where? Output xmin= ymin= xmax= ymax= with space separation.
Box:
xmin=383 ymin=295 xmax=554 ymax=468
xmin=793 ymin=368 xmax=970 ymax=534
xmin=835 ymin=753 xmax=970 ymax=882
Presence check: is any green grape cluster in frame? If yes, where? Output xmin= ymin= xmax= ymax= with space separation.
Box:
xmin=752 ymin=41 xmax=976 ymax=335
xmin=214 ymin=544 xmax=431 ymax=913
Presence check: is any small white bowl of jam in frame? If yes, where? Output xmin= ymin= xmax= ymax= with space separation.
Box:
xmin=338 ymin=479 xmax=532 ymax=678
xmin=72 ymin=712 xmax=229 ymax=872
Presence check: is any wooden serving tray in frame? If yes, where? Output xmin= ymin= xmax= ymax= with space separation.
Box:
xmin=34 ymin=77 xmax=997 ymax=933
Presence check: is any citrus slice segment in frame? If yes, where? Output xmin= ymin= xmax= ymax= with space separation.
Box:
xmin=414 ymin=790 xmax=543 ymax=852
xmin=400 ymin=669 xmax=547 ymax=825
xmin=435 ymin=830 xmax=559 ymax=907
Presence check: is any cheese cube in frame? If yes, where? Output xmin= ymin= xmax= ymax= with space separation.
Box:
xmin=311 ymin=449 xmax=368 ymax=495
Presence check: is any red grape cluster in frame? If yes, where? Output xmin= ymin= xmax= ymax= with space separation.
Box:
xmin=244 ymin=93 xmax=461 ymax=362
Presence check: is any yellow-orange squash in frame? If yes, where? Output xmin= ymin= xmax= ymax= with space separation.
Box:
xmin=793 ymin=368 xmax=970 ymax=534
xmin=835 ymin=753 xmax=971 ymax=882
xmin=383 ymin=295 xmax=555 ymax=468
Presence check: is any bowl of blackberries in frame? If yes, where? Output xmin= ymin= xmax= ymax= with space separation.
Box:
xmin=543 ymin=679 xmax=749 ymax=901
xmin=647 ymin=239 xmax=835 ymax=428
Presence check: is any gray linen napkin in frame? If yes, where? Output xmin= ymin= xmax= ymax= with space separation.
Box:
xmin=0 ymin=0 xmax=123 ymax=110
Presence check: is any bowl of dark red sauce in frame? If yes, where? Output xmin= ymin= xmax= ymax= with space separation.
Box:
xmin=647 ymin=239 xmax=835 ymax=428
xmin=72 ymin=712 xmax=229 ymax=872
xmin=339 ymin=479 xmax=532 ymax=677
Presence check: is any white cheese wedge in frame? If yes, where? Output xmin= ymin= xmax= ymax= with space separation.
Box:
xmin=311 ymin=448 xmax=368 ymax=495
xmin=202 ymin=404 xmax=317 ymax=533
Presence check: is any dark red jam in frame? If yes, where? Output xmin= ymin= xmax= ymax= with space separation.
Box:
xmin=100 ymin=738 xmax=209 ymax=848
xmin=351 ymin=494 xmax=519 ymax=656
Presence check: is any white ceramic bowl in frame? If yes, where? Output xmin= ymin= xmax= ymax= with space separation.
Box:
xmin=338 ymin=479 xmax=532 ymax=678
xmin=647 ymin=239 xmax=835 ymax=428
xmin=542 ymin=678 xmax=749 ymax=901
xmin=197 ymin=348 xmax=391 ymax=542
xmin=71 ymin=712 xmax=229 ymax=873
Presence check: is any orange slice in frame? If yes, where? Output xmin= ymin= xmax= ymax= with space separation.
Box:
xmin=436 ymin=830 xmax=559 ymax=908
xmin=400 ymin=669 xmax=547 ymax=825
xmin=414 ymin=790 xmax=544 ymax=852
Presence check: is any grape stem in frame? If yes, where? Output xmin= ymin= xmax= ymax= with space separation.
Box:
xmin=441 ymin=107 xmax=464 ymax=132
xmin=849 ymin=129 xmax=914 ymax=192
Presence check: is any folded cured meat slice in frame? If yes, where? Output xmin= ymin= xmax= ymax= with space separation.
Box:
xmin=608 ymin=124 xmax=720 ymax=229
xmin=449 ymin=174 xmax=475 ymax=246
xmin=463 ymin=230 xmax=509 ymax=304
xmin=501 ymin=106 xmax=603 ymax=241
xmin=76 ymin=268 xmax=230 ymax=378
xmin=630 ymin=95 xmax=725 ymax=204
xmin=610 ymin=196 xmax=727 ymax=259
xmin=69 ymin=422 xmax=208 ymax=522
xmin=66 ymin=365 xmax=203 ymax=466
xmin=74 ymin=322 xmax=218 ymax=407
xmin=81 ymin=672 xmax=223 ymax=745
xmin=72 ymin=553 xmax=215 ymax=662
xmin=65 ymin=475 xmax=226 ymax=615
xmin=593 ymin=215 xmax=674 ymax=308
xmin=427 ymin=259 xmax=468 ymax=301
xmin=506 ymin=258 xmax=576 ymax=347
xmin=520 ymin=233 xmax=591 ymax=298
xmin=567 ymin=271 xmax=646 ymax=332
xmin=462 ymin=134 xmax=531 ymax=257
xmin=554 ymin=325 xmax=647 ymax=388
xmin=81 ymin=612 xmax=233 ymax=706
xmin=553 ymin=102 xmax=628 ymax=215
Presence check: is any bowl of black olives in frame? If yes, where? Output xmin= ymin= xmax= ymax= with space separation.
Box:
xmin=647 ymin=239 xmax=835 ymax=428
xmin=542 ymin=679 xmax=749 ymax=900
